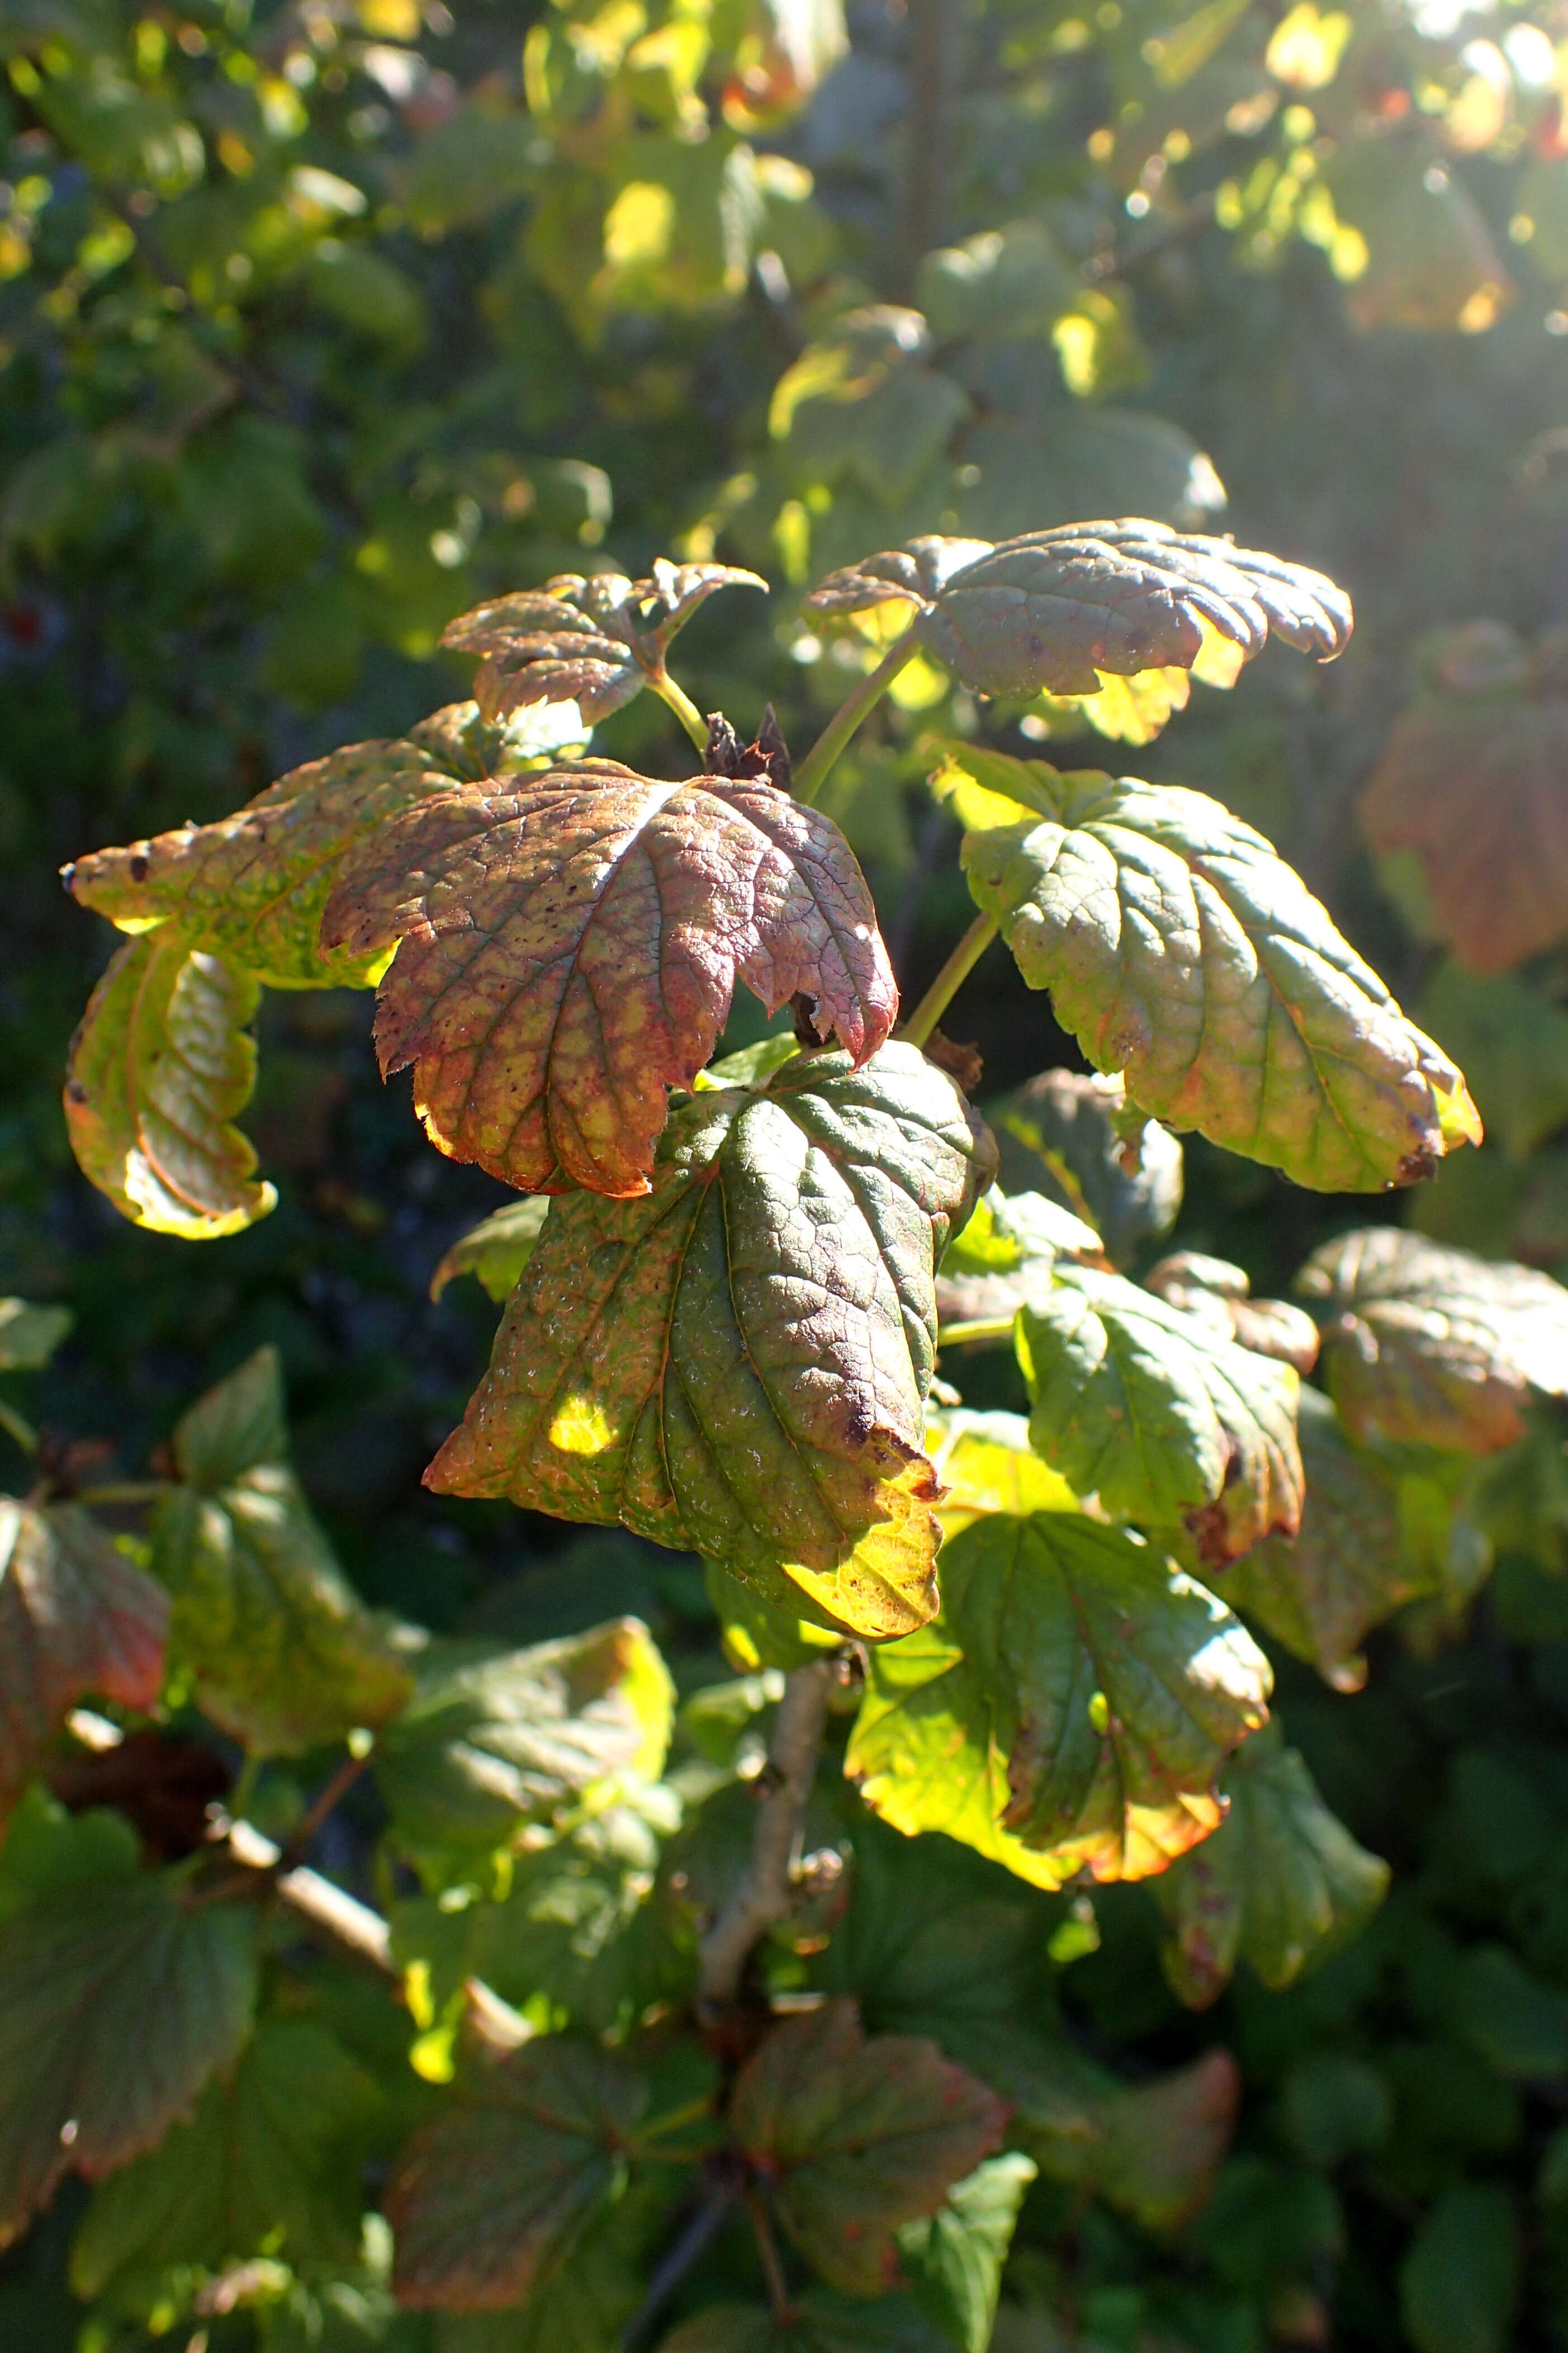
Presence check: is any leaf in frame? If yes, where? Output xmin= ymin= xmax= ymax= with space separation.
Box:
xmin=848 ymin=1508 xmax=1271 ymax=1886
xmin=942 ymin=1187 xmax=1102 ymax=1274
xmin=152 ymin=1348 xmax=413 ymax=1754
xmin=730 ymin=2000 xmax=1007 ymax=2296
xmin=63 ymin=937 xmax=277 ymax=1240
xmin=1150 ymin=1726 xmax=1389 ymax=2009
xmin=385 ymin=2032 xmax=645 ymax=2309
xmin=807 ymin=521 xmax=1351 ymax=696
xmin=659 ymin=2294 xmax=957 ymax=2352
xmin=69 ymin=2019 xmax=383 ymax=2298
xmin=321 ymin=760 xmax=898 ymax=1198
xmin=440 ymin=563 xmax=765 ymax=725
xmin=1415 ymin=962 xmax=1568 ymax=1160
xmin=0 ymin=1299 xmax=72 ymax=1372
xmin=705 ymin=1561 xmax=842 ymax=1673
xmin=0 ymin=1498 xmax=168 ymax=1825
xmin=1022 ymin=2046 xmax=1242 ymax=2229
xmin=1017 ymin=1263 xmax=1303 ymax=1567
xmin=430 ymin=1199 xmax=550 ymax=1303
xmin=374 ymin=1619 xmax=674 ymax=1874
xmin=804 ymin=533 xmax=993 ymax=623
xmin=64 ymin=739 xmax=462 ymax=990
xmin=916 ymin=220 xmax=1082 ymax=344
xmin=1299 ymin=1228 xmax=1568 ymax=1453
xmin=421 ymin=1046 xmax=993 ymax=1640
xmin=951 ymin=415 xmax=1226 ymax=544
xmin=770 ymin=309 xmax=972 ymax=506
xmin=1399 ymin=2185 xmax=1519 ymax=2353
xmin=937 ymin=748 xmax=1481 ymax=1192
xmin=0 ymin=1866 xmax=258 ymax=2247
xmin=1331 ymin=144 xmax=1513 ymax=334
xmin=897 ymin=2152 xmax=1037 ymax=2353
xmin=989 ymin=1067 xmax=1182 ymax=1268
xmin=1143 ymin=1253 xmax=1321 ymax=1373
xmin=925 ymin=1408 xmax=1082 ymax=1533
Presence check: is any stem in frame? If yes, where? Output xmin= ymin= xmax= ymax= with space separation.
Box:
xmin=697 ymin=1659 xmax=835 ymax=2019
xmin=279 ymin=1747 xmax=372 ymax=1870
xmin=620 ymin=2174 xmax=740 ymax=2351
xmin=72 ymin=1478 xmax=170 ymax=1508
xmin=747 ymin=2189 xmax=795 ymax=2322
xmin=0 ymin=1397 xmax=39 ymax=1458
xmin=897 ymin=913 xmax=999 ymax=1048
xmin=937 ymin=1314 xmax=1019 ymax=1348
xmin=653 ymin=670 xmax=712 ymax=754
xmin=793 ymin=626 xmax=923 ymax=807
xmin=225 ymin=1816 xmax=395 ymax=1974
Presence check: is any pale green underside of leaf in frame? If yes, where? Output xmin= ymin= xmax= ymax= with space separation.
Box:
xmin=64 ymin=937 xmax=276 ymax=1240
xmin=936 ymin=748 xmax=1481 ymax=1194
xmin=429 ymin=1198 xmax=550 ymax=1303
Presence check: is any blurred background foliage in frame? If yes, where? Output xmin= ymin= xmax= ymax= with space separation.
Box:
xmin=7 ymin=0 xmax=1568 ymax=2342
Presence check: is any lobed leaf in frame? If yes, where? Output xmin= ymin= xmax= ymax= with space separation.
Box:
xmin=0 ymin=1499 xmax=168 ymax=1827
xmin=321 ymin=760 xmax=897 ymax=1198
xmin=989 ymin=1067 xmax=1182 ymax=1268
xmin=1150 ymin=1726 xmax=1390 ymax=2009
xmin=1017 ymin=1263 xmax=1304 ymax=1567
xmin=421 ymin=1046 xmax=993 ymax=1639
xmin=730 ymin=2000 xmax=1007 ymax=2296
xmin=63 ymin=937 xmax=276 ymax=1240
xmin=1299 ymin=1228 xmax=1568 ymax=1453
xmin=938 ymin=748 xmax=1481 ymax=1193
xmin=936 ymin=1187 xmax=1102 ymax=1329
xmin=848 ymin=1507 xmax=1271 ymax=1886
xmin=429 ymin=1198 xmax=549 ymax=1303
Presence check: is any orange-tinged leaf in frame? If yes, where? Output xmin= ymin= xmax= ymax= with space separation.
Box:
xmin=321 ymin=760 xmax=898 ymax=1198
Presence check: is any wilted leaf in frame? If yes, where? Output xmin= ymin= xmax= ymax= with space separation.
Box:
xmin=849 ymin=1508 xmax=1271 ymax=1885
xmin=897 ymin=2152 xmax=1036 ymax=2353
xmin=0 ymin=1499 xmax=168 ymax=1825
xmin=1399 ymin=2184 xmax=1519 ymax=2353
xmin=0 ymin=1299 xmax=72 ymax=1372
xmin=385 ymin=2032 xmax=645 ymax=2309
xmin=1144 ymin=1253 xmax=1320 ymax=1373
xmin=731 ymin=2001 xmax=1007 ymax=2295
xmin=1017 ymin=1263 xmax=1303 ymax=1566
xmin=69 ymin=2019 xmax=382 ymax=2297
xmin=152 ymin=1348 xmax=413 ymax=1754
xmin=441 ymin=563 xmax=765 ymax=725
xmin=430 ymin=1199 xmax=549 ymax=1303
xmin=65 ymin=740 xmax=462 ymax=990
xmin=925 ymin=1408 xmax=1083 ymax=1533
xmin=1150 ymin=1726 xmax=1389 ymax=2009
xmin=990 ymin=1068 xmax=1182 ymax=1268
xmin=375 ymin=1619 xmax=674 ymax=1872
xmin=64 ymin=937 xmax=276 ymax=1240
xmin=1299 ymin=1228 xmax=1568 ymax=1453
xmin=321 ymin=760 xmax=897 ymax=1198
xmin=421 ymin=1046 xmax=992 ymax=1639
xmin=938 ymin=748 xmax=1480 ymax=1192
xmin=0 ymin=1867 xmax=258 ymax=2246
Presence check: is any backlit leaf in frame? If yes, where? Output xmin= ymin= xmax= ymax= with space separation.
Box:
xmin=897 ymin=2152 xmax=1037 ymax=2353
xmin=848 ymin=1508 xmax=1271 ymax=1885
xmin=1299 ymin=1228 xmax=1568 ymax=1453
xmin=937 ymin=1188 xmax=1101 ymax=1327
xmin=0 ymin=1299 xmax=72 ymax=1372
xmin=153 ymin=1348 xmax=413 ymax=1754
xmin=1144 ymin=1253 xmax=1320 ymax=1373
xmin=0 ymin=1499 xmax=168 ymax=1825
xmin=429 ymin=1199 xmax=549 ymax=1303
xmin=1017 ymin=1263 xmax=1304 ymax=1567
xmin=705 ymin=1561 xmax=842 ymax=1672
xmin=385 ymin=2031 xmax=645 ymax=2309
xmin=64 ymin=937 xmax=277 ymax=1240
xmin=421 ymin=1046 xmax=993 ymax=1639
xmin=1150 ymin=1725 xmax=1390 ymax=2009
xmin=990 ymin=1067 xmax=1182 ymax=1268
xmin=730 ymin=2000 xmax=1007 ymax=2295
xmin=925 ymin=1408 xmax=1083 ymax=1533
xmin=938 ymin=748 xmax=1481 ymax=1192
xmin=321 ymin=760 xmax=897 ymax=1198
xmin=0 ymin=1867 xmax=258 ymax=2247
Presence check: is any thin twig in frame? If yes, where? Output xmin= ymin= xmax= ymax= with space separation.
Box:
xmin=747 ymin=2187 xmax=795 ymax=2321
xmin=225 ymin=1817 xmax=394 ymax=1974
xmin=620 ymin=2168 xmax=741 ymax=2350
xmin=697 ymin=1660 xmax=835 ymax=2019
xmin=0 ymin=1398 xmax=40 ymax=1458
xmin=278 ymin=1747 xmax=373 ymax=1872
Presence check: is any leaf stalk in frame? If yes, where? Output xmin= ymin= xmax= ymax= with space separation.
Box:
xmin=697 ymin=1657 xmax=835 ymax=2019
xmin=897 ymin=911 xmax=999 ymax=1048
xmin=792 ymin=625 xmax=924 ymax=807
xmin=653 ymin=670 xmax=713 ymax=753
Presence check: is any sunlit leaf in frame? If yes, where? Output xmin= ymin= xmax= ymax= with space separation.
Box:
xmin=924 ymin=1408 xmax=1083 ymax=1533
xmin=1330 ymin=145 xmax=1513 ymax=334
xmin=730 ymin=2001 xmax=1007 ymax=2295
xmin=64 ymin=937 xmax=277 ymax=1240
xmin=897 ymin=2152 xmax=1036 ymax=2353
xmin=848 ymin=1507 xmax=1271 ymax=1885
xmin=321 ymin=760 xmax=897 ymax=1198
xmin=705 ymin=1560 xmax=842 ymax=1672
xmin=989 ymin=1067 xmax=1182 ymax=1269
xmin=422 ymin=1046 xmax=993 ymax=1639
xmin=938 ymin=747 xmax=1481 ymax=1192
xmin=429 ymin=1199 xmax=549 ymax=1303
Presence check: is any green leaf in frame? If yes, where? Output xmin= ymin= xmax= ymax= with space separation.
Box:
xmin=658 ymin=2294 xmax=956 ymax=2352
xmin=942 ymin=1188 xmax=1102 ymax=1275
xmin=989 ymin=1067 xmax=1182 ymax=1269
xmin=803 ymin=534 xmax=992 ymax=624
xmin=0 ymin=1787 xmax=141 ymax=1923
xmin=936 ymin=748 xmax=1480 ymax=1193
xmin=430 ymin=1200 xmax=550 ymax=1303
xmin=704 ymin=1561 xmax=842 ymax=1673
xmin=441 ymin=564 xmax=765 ymax=725
xmin=421 ymin=1046 xmax=994 ymax=1641
xmin=434 ymin=2194 xmax=651 ymax=2352
xmin=321 ymin=760 xmax=897 ymax=1198
xmin=0 ymin=1498 xmax=168 ymax=1824
xmin=408 ymin=697 xmax=591 ymax=779
xmin=925 ymin=1408 xmax=1083 ymax=1533
xmin=63 ymin=937 xmax=277 ymax=1240
xmin=0 ymin=1299 xmax=72 ymax=1372
xmin=770 ymin=309 xmax=971 ymax=505
xmin=1399 ymin=2184 xmax=1519 ymax=2353
xmin=385 ymin=2033 xmax=645 ymax=2310
xmin=153 ymin=1348 xmax=413 ymax=1755
xmin=1024 ymin=2047 xmax=1243 ymax=2230
xmin=1299 ymin=1228 xmax=1568 ymax=1453
xmin=1143 ymin=1253 xmax=1321 ymax=1373
xmin=1017 ymin=1262 xmax=1304 ymax=1567
xmin=952 ymin=414 xmax=1225 ymax=544
xmin=916 ymin=220 xmax=1081 ymax=343
xmin=1150 ymin=1726 xmax=1389 ymax=2009
xmin=65 ymin=738 xmax=462 ymax=990
xmin=897 ymin=2151 xmax=1037 ymax=2353
xmin=848 ymin=1509 xmax=1271 ymax=1886
xmin=0 ymin=1867 xmax=258 ymax=2247
xmin=1220 ymin=1387 xmax=1437 ymax=1690
xmin=1416 ymin=961 xmax=1568 ymax=1160
xmin=374 ymin=1619 xmax=674 ymax=1874
xmin=730 ymin=2000 xmax=1007 ymax=2295
xmin=1453 ymin=1944 xmax=1568 ymax=2080
xmin=69 ymin=2019 xmax=383 ymax=2299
